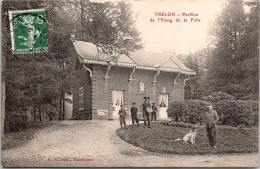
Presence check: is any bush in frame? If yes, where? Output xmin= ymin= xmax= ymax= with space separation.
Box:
xmin=246 ymin=100 xmax=259 ymax=125
xmin=167 ymin=99 xmax=258 ymax=127
xmin=167 ymin=101 xmax=186 ymax=122
xmin=215 ymin=100 xmax=257 ymax=127
xmin=201 ymin=91 xmax=235 ymax=103
xmin=167 ymin=100 xmax=211 ymax=124
xmin=5 ymin=111 xmax=28 ymax=132
xmin=183 ymin=100 xmax=211 ymax=124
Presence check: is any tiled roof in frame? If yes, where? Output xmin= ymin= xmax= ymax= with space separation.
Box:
xmin=73 ymin=41 xmax=195 ymax=75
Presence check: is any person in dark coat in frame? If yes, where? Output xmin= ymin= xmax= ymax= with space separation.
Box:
xmin=151 ymin=103 xmax=157 ymax=122
xmin=118 ymin=105 xmax=127 ymax=129
xmin=130 ymin=102 xmax=139 ymax=126
xmin=204 ymin=104 xmax=219 ymax=148
xmin=140 ymin=96 xmax=152 ymax=128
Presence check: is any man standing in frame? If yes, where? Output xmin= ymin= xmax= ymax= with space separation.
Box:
xmin=118 ymin=105 xmax=127 ymax=129
xmin=151 ymin=103 xmax=157 ymax=122
xmin=130 ymin=102 xmax=139 ymax=126
xmin=204 ymin=104 xmax=219 ymax=148
xmin=140 ymin=96 xmax=152 ymax=128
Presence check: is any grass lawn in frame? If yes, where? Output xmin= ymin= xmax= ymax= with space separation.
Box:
xmin=116 ymin=122 xmax=258 ymax=155
xmin=2 ymin=121 xmax=56 ymax=150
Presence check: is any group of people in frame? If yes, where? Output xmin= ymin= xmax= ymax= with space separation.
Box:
xmin=118 ymin=97 xmax=219 ymax=148
xmin=118 ymin=97 xmax=220 ymax=149
xmin=118 ymin=96 xmax=157 ymax=129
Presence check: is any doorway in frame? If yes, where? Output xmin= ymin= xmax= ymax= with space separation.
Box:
xmin=159 ymin=94 xmax=169 ymax=119
xmin=112 ymin=90 xmax=124 ymax=119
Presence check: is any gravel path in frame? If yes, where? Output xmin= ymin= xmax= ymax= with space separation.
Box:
xmin=1 ymin=120 xmax=258 ymax=167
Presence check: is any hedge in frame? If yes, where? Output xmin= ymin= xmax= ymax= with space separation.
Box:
xmin=201 ymin=91 xmax=235 ymax=103
xmin=183 ymin=100 xmax=211 ymax=124
xmin=167 ymin=99 xmax=259 ymax=127
xmin=215 ymin=100 xmax=258 ymax=127
xmin=247 ymin=100 xmax=259 ymax=125
xmin=167 ymin=101 xmax=185 ymax=122
xmin=167 ymin=100 xmax=210 ymax=124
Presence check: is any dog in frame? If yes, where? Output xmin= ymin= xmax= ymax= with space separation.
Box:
xmin=174 ymin=126 xmax=197 ymax=144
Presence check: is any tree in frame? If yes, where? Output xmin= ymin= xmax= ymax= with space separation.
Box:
xmin=179 ymin=47 xmax=214 ymax=99
xmin=206 ymin=0 xmax=258 ymax=99
xmin=2 ymin=0 xmax=142 ymax=132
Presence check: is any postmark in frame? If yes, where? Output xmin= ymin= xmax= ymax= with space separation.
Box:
xmin=9 ymin=9 xmax=48 ymax=54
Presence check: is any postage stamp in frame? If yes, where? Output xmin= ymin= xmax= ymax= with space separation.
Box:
xmin=9 ymin=9 xmax=48 ymax=54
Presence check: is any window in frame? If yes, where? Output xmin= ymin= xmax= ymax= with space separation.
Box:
xmin=162 ymin=87 xmax=167 ymax=93
xmin=140 ymin=82 xmax=145 ymax=92
xmin=79 ymin=87 xmax=84 ymax=109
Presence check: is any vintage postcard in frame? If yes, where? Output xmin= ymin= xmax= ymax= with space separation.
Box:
xmin=1 ymin=0 xmax=259 ymax=167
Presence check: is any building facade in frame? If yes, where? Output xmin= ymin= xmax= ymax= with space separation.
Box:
xmin=72 ymin=41 xmax=195 ymax=120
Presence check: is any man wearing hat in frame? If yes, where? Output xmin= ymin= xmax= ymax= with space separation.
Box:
xmin=204 ymin=104 xmax=219 ymax=148
xmin=140 ymin=96 xmax=152 ymax=128
xmin=118 ymin=105 xmax=127 ymax=129
xmin=151 ymin=103 xmax=157 ymax=122
xmin=130 ymin=102 xmax=139 ymax=126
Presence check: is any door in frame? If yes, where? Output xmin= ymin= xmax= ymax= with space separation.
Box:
xmin=159 ymin=94 xmax=169 ymax=119
xmin=64 ymin=94 xmax=73 ymax=120
xmin=112 ymin=90 xmax=124 ymax=119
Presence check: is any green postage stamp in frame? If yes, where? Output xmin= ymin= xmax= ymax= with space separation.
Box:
xmin=9 ymin=9 xmax=48 ymax=54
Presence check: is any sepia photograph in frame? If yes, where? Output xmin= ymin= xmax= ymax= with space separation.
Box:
xmin=1 ymin=0 xmax=259 ymax=167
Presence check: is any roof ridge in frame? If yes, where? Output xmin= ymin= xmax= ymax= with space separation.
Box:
xmin=159 ymin=57 xmax=178 ymax=69
xmin=169 ymin=56 xmax=183 ymax=71
xmin=123 ymin=52 xmax=137 ymax=65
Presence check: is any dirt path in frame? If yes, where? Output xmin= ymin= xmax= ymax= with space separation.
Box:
xmin=1 ymin=120 xmax=258 ymax=167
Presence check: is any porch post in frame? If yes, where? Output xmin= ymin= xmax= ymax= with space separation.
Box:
xmin=152 ymin=69 xmax=161 ymax=85
xmin=129 ymin=66 xmax=136 ymax=83
xmin=104 ymin=60 xmax=112 ymax=81
xmin=83 ymin=64 xmax=93 ymax=81
xmin=173 ymin=71 xmax=181 ymax=92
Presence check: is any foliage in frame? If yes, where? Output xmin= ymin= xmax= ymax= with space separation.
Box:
xmin=206 ymin=0 xmax=259 ymax=99
xmin=167 ymin=98 xmax=258 ymax=127
xmin=2 ymin=0 xmax=142 ymax=131
xmin=215 ymin=100 xmax=258 ymax=127
xmin=178 ymin=47 xmax=213 ymax=99
xmin=181 ymin=0 xmax=259 ymax=100
xmin=183 ymin=100 xmax=211 ymax=124
xmin=4 ymin=111 xmax=28 ymax=132
xmin=201 ymin=91 xmax=235 ymax=102
xmin=246 ymin=100 xmax=259 ymax=125
xmin=46 ymin=0 xmax=142 ymax=58
xmin=167 ymin=100 xmax=211 ymax=124
xmin=167 ymin=101 xmax=186 ymax=122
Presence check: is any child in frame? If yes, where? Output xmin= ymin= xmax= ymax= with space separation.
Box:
xmin=118 ymin=105 xmax=127 ymax=129
xmin=151 ymin=103 xmax=157 ymax=122
xmin=130 ymin=102 xmax=139 ymax=126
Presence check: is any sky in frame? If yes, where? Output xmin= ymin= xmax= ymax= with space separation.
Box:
xmin=131 ymin=0 xmax=226 ymax=55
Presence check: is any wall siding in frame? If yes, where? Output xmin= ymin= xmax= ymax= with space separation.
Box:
xmin=73 ymin=67 xmax=92 ymax=120
xmin=74 ymin=64 xmax=186 ymax=120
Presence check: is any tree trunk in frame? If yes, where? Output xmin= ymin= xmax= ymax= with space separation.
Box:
xmin=58 ymin=93 xmax=62 ymax=120
xmin=58 ymin=86 xmax=65 ymax=120
xmin=34 ymin=109 xmax=37 ymax=122
xmin=1 ymin=46 xmax=6 ymax=138
xmin=39 ymin=107 xmax=42 ymax=121
xmin=62 ymin=98 xmax=65 ymax=120
xmin=1 ymin=75 xmax=5 ymax=138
